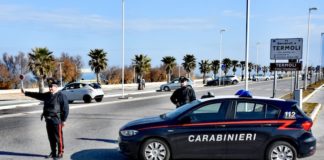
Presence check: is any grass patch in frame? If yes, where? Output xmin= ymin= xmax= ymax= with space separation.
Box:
xmin=303 ymin=102 xmax=318 ymax=117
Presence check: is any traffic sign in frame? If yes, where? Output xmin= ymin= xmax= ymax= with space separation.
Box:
xmin=270 ymin=63 xmax=302 ymax=71
xmin=270 ymin=38 xmax=303 ymax=60
xmin=19 ymin=74 xmax=24 ymax=80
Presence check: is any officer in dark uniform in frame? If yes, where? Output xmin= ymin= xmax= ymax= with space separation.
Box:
xmin=170 ymin=76 xmax=196 ymax=108
xmin=21 ymin=79 xmax=69 ymax=159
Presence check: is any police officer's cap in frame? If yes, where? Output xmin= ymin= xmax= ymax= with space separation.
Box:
xmin=179 ymin=76 xmax=188 ymax=83
xmin=47 ymin=78 xmax=59 ymax=86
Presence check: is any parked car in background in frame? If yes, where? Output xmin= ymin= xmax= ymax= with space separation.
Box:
xmin=61 ymin=82 xmax=104 ymax=103
xmin=252 ymin=74 xmax=270 ymax=81
xmin=206 ymin=75 xmax=239 ymax=86
xmin=160 ymin=77 xmax=193 ymax=91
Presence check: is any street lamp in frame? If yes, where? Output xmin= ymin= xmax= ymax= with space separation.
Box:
xmin=58 ymin=62 xmax=63 ymax=88
xmin=256 ymin=42 xmax=260 ymax=75
xmin=304 ymin=7 xmax=317 ymax=90
xmin=244 ymin=0 xmax=250 ymax=91
xmin=219 ymin=29 xmax=226 ymax=86
xmin=120 ymin=0 xmax=127 ymax=99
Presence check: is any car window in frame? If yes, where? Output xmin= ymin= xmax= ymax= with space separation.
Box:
xmin=235 ymin=102 xmax=266 ymax=120
xmin=90 ymin=83 xmax=101 ymax=89
xmin=188 ymin=102 xmax=226 ymax=122
xmin=265 ymin=105 xmax=280 ymax=119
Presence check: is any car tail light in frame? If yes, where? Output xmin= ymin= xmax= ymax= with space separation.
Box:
xmin=301 ymin=121 xmax=313 ymax=131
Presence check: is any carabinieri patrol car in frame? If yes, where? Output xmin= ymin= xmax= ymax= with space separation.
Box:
xmin=118 ymin=90 xmax=316 ymax=160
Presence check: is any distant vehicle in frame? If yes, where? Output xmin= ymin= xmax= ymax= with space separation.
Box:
xmin=61 ymin=82 xmax=104 ymax=103
xmin=278 ymin=74 xmax=284 ymax=79
xmin=160 ymin=78 xmax=193 ymax=91
xmin=252 ymin=74 xmax=270 ymax=81
xmin=206 ymin=75 xmax=239 ymax=86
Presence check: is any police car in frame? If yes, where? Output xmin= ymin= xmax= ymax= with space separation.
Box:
xmin=118 ymin=90 xmax=316 ymax=160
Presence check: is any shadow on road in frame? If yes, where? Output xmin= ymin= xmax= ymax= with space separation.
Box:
xmin=0 ymin=151 xmax=46 ymax=158
xmin=77 ymin=138 xmax=118 ymax=144
xmin=70 ymin=148 xmax=130 ymax=160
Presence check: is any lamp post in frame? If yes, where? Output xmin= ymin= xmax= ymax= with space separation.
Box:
xmin=244 ymin=0 xmax=250 ymax=91
xmin=120 ymin=0 xmax=127 ymax=99
xmin=219 ymin=29 xmax=226 ymax=86
xmin=321 ymin=33 xmax=324 ymax=80
xmin=256 ymin=42 xmax=260 ymax=75
xmin=58 ymin=62 xmax=63 ymax=87
xmin=304 ymin=7 xmax=317 ymax=90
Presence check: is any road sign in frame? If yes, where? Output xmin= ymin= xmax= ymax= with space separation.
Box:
xmin=270 ymin=63 xmax=302 ymax=71
xmin=221 ymin=64 xmax=226 ymax=71
xmin=270 ymin=38 xmax=303 ymax=60
xmin=19 ymin=74 xmax=24 ymax=80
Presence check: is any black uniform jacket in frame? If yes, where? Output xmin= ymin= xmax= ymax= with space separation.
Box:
xmin=170 ymin=86 xmax=196 ymax=107
xmin=25 ymin=91 xmax=69 ymax=124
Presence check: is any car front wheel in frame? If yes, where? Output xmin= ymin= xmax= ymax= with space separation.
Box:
xmin=266 ymin=141 xmax=296 ymax=160
xmin=140 ymin=138 xmax=171 ymax=160
xmin=95 ymin=97 xmax=103 ymax=102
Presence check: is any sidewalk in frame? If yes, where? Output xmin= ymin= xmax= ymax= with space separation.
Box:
xmin=304 ymin=85 xmax=324 ymax=160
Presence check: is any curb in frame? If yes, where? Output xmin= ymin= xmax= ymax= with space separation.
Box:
xmin=303 ymin=84 xmax=324 ymax=102
xmin=310 ymin=104 xmax=322 ymax=121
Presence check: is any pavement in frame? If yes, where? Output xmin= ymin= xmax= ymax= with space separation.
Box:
xmin=303 ymin=85 xmax=324 ymax=160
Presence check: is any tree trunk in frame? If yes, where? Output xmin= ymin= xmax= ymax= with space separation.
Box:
xmin=96 ymin=73 xmax=100 ymax=84
xmin=203 ymin=73 xmax=206 ymax=84
xmin=168 ymin=71 xmax=171 ymax=83
xmin=39 ymin=77 xmax=44 ymax=93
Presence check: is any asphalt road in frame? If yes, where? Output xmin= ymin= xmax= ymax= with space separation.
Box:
xmin=0 ymin=78 xmax=322 ymax=160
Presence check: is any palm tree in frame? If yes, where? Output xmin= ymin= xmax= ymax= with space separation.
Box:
xmin=161 ymin=56 xmax=176 ymax=83
xmin=211 ymin=60 xmax=220 ymax=79
xmin=88 ymin=49 xmax=108 ymax=84
xmin=248 ymin=62 xmax=254 ymax=80
xmin=240 ymin=61 xmax=245 ymax=81
xmin=28 ymin=47 xmax=55 ymax=93
xmin=222 ymin=58 xmax=232 ymax=76
xmin=231 ymin=60 xmax=239 ymax=76
xmin=182 ymin=54 xmax=196 ymax=78
xmin=133 ymin=54 xmax=151 ymax=90
xmin=262 ymin=66 xmax=268 ymax=76
xmin=198 ymin=60 xmax=211 ymax=84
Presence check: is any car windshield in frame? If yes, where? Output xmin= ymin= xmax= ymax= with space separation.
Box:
xmin=90 ymin=83 xmax=101 ymax=89
xmin=164 ymin=100 xmax=201 ymax=119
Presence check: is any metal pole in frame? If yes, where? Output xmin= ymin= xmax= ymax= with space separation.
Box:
xmin=59 ymin=62 xmax=62 ymax=87
xmin=304 ymin=7 xmax=317 ymax=90
xmin=178 ymin=65 xmax=180 ymax=77
xmin=219 ymin=29 xmax=225 ymax=86
xmin=272 ymin=59 xmax=277 ymax=98
xmin=121 ymin=0 xmax=125 ymax=98
xmin=244 ymin=0 xmax=250 ymax=91
xmin=321 ymin=33 xmax=324 ymax=80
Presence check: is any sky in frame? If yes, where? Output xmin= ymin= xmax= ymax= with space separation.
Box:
xmin=1 ymin=0 xmax=324 ymax=72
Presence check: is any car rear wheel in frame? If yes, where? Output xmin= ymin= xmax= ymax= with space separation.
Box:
xmin=163 ymin=86 xmax=170 ymax=91
xmin=68 ymin=100 xmax=74 ymax=104
xmin=266 ymin=141 xmax=296 ymax=160
xmin=83 ymin=95 xmax=92 ymax=103
xmin=140 ymin=138 xmax=170 ymax=160
xmin=232 ymin=80 xmax=238 ymax=85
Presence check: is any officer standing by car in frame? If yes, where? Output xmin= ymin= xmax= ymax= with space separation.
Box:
xmin=21 ymin=79 xmax=69 ymax=159
xmin=170 ymin=76 xmax=196 ymax=108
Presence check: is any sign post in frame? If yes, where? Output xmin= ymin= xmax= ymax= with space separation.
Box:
xmin=19 ymin=74 xmax=24 ymax=88
xmin=270 ymin=38 xmax=303 ymax=99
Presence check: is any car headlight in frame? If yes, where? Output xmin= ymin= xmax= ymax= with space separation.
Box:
xmin=120 ymin=130 xmax=139 ymax=136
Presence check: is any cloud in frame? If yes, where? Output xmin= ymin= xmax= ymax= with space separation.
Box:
xmin=222 ymin=10 xmax=244 ymax=18
xmin=0 ymin=4 xmax=216 ymax=31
